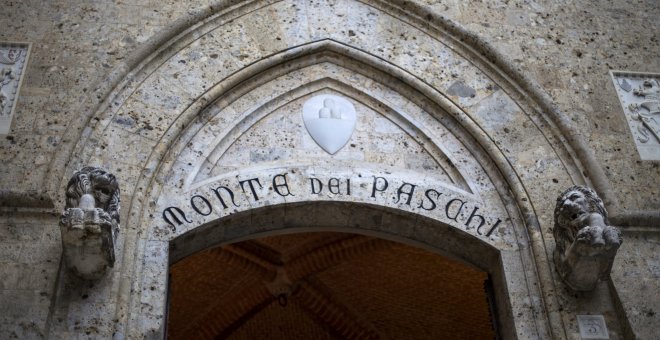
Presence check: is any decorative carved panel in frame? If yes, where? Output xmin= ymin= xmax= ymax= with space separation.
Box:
xmin=610 ymin=71 xmax=660 ymax=160
xmin=0 ymin=42 xmax=30 ymax=134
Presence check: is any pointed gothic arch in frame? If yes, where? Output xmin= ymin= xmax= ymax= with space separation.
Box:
xmin=125 ymin=40 xmax=555 ymax=338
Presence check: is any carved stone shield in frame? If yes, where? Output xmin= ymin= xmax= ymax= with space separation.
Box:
xmin=302 ymin=94 xmax=357 ymax=155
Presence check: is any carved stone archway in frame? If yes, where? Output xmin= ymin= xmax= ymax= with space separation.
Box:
xmin=46 ymin=1 xmax=625 ymax=339
xmin=126 ymin=44 xmax=552 ymax=338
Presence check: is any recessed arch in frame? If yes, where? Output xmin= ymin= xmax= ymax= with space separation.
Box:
xmin=141 ymin=39 xmax=538 ymax=229
xmin=93 ymin=39 xmax=558 ymax=339
xmin=144 ymin=43 xmax=531 ymax=252
xmin=102 ymin=35 xmax=559 ymax=340
xmin=185 ymin=76 xmax=474 ymax=193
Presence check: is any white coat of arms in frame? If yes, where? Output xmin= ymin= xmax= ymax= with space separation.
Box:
xmin=302 ymin=94 xmax=357 ymax=155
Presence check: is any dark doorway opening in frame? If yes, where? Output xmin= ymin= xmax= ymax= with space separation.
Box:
xmin=167 ymin=232 xmax=497 ymax=339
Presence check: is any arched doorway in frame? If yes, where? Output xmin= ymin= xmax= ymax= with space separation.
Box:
xmin=161 ymin=202 xmax=512 ymax=338
xmin=167 ymin=231 xmax=497 ymax=339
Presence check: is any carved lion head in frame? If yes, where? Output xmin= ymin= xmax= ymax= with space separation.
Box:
xmin=554 ymin=185 xmax=607 ymax=235
xmin=65 ymin=166 xmax=120 ymax=224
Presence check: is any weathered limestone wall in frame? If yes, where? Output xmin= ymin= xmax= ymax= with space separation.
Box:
xmin=0 ymin=213 xmax=60 ymax=339
xmin=611 ymin=231 xmax=660 ymax=340
xmin=0 ymin=0 xmax=657 ymax=339
xmin=0 ymin=0 xmax=657 ymax=210
xmin=415 ymin=0 xmax=660 ymax=213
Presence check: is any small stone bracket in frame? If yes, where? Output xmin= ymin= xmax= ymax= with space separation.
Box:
xmin=60 ymin=167 xmax=120 ymax=280
xmin=553 ymin=186 xmax=622 ymax=291
xmin=610 ymin=70 xmax=660 ymax=161
xmin=577 ymin=315 xmax=609 ymax=339
xmin=0 ymin=42 xmax=30 ymax=134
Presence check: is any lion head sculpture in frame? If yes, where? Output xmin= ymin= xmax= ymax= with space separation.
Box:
xmin=553 ymin=185 xmax=621 ymax=291
xmin=554 ymin=185 xmax=607 ymax=246
xmin=60 ymin=167 xmax=121 ymax=280
xmin=64 ymin=166 xmax=120 ymax=226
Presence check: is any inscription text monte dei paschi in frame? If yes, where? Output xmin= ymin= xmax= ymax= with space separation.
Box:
xmin=162 ymin=171 xmax=504 ymax=239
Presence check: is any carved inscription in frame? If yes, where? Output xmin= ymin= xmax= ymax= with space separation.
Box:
xmin=0 ymin=42 xmax=30 ymax=134
xmin=577 ymin=315 xmax=609 ymax=339
xmin=161 ymin=172 xmax=504 ymax=239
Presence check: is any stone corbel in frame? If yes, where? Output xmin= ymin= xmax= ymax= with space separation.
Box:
xmin=60 ymin=167 xmax=120 ymax=280
xmin=553 ymin=186 xmax=622 ymax=291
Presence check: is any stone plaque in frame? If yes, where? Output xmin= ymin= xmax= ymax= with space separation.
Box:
xmin=0 ymin=42 xmax=30 ymax=134
xmin=577 ymin=315 xmax=609 ymax=339
xmin=302 ymin=94 xmax=356 ymax=155
xmin=610 ymin=71 xmax=660 ymax=160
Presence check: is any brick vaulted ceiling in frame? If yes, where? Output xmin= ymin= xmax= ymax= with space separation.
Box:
xmin=168 ymin=232 xmax=496 ymax=339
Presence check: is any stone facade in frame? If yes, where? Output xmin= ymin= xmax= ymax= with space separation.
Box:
xmin=0 ymin=0 xmax=658 ymax=339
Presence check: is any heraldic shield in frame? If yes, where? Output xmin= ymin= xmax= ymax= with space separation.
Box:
xmin=302 ymin=94 xmax=357 ymax=155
